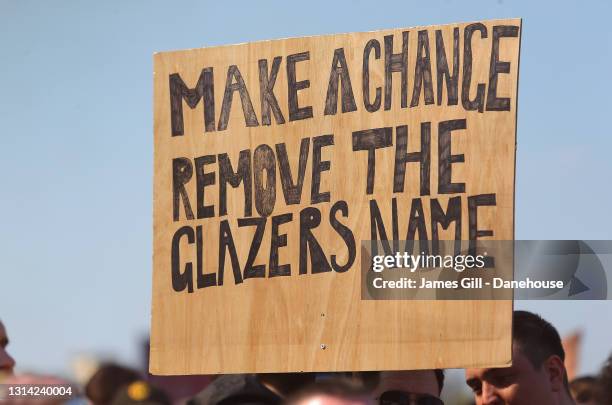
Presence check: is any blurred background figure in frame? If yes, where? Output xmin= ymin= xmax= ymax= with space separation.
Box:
xmin=187 ymin=374 xmax=281 ymax=405
xmin=285 ymin=378 xmax=372 ymax=405
xmin=188 ymin=373 xmax=316 ymax=405
xmin=569 ymin=376 xmax=600 ymax=405
xmin=597 ymin=354 xmax=612 ymax=405
xmin=85 ymin=363 xmax=142 ymax=405
xmin=110 ymin=380 xmax=171 ymax=405
xmin=141 ymin=339 xmax=212 ymax=403
xmin=354 ymin=370 xmax=444 ymax=404
xmin=0 ymin=320 xmax=16 ymax=382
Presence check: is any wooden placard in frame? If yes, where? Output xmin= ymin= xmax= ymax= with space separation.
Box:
xmin=151 ymin=18 xmax=521 ymax=375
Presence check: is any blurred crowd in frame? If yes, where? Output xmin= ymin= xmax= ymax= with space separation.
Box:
xmin=1 ymin=311 xmax=611 ymax=405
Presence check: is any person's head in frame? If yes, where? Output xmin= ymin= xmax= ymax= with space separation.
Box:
xmin=598 ymin=354 xmax=612 ymax=405
xmin=85 ymin=363 xmax=142 ymax=405
xmin=0 ymin=320 xmax=16 ymax=380
xmin=356 ymin=370 xmax=444 ymax=404
xmin=569 ymin=376 xmax=600 ymax=405
xmin=285 ymin=378 xmax=373 ymax=405
xmin=465 ymin=310 xmax=574 ymax=405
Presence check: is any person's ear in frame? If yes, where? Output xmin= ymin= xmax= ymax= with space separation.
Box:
xmin=543 ymin=355 xmax=566 ymax=392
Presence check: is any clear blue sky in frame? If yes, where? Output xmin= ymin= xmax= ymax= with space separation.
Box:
xmin=1 ymin=0 xmax=611 ymax=378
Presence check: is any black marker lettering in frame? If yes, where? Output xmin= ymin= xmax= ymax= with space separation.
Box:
xmin=287 ymin=52 xmax=313 ymax=121
xmin=299 ymin=207 xmax=332 ymax=274
xmin=329 ymin=200 xmax=356 ymax=273
xmin=430 ymin=196 xmax=462 ymax=254
xmin=311 ymin=134 xmax=334 ymax=204
xmin=406 ymin=198 xmax=429 ymax=247
xmin=218 ymin=150 xmax=252 ymax=217
xmin=468 ymin=193 xmax=496 ymax=240
xmin=438 ymin=119 xmax=466 ymax=194
xmin=169 ymin=68 xmax=215 ymax=136
xmin=486 ymin=25 xmax=519 ymax=111
xmin=436 ymin=28 xmax=459 ymax=106
xmin=369 ymin=199 xmax=393 ymax=256
xmin=462 ymin=23 xmax=488 ymax=112
xmin=195 ymin=155 xmax=216 ymax=219
xmin=171 ymin=225 xmax=194 ymax=293
xmin=253 ymin=144 xmax=276 ymax=217
xmin=172 ymin=157 xmax=194 ymax=221
xmin=269 ymin=213 xmax=293 ymax=277
xmin=352 ymin=127 xmax=393 ymax=194
xmin=197 ymin=225 xmax=217 ymax=288
xmin=410 ymin=30 xmax=434 ymax=107
xmin=324 ymin=48 xmax=357 ymax=115
xmin=259 ymin=57 xmax=286 ymax=125
xmin=363 ymin=39 xmax=382 ymax=112
xmin=276 ymin=138 xmax=309 ymax=205
xmin=238 ymin=217 xmax=267 ymax=279
xmin=218 ymin=65 xmax=259 ymax=131
xmin=384 ymin=32 xmax=409 ymax=110
xmin=218 ymin=220 xmax=243 ymax=285
xmin=393 ymin=123 xmax=431 ymax=196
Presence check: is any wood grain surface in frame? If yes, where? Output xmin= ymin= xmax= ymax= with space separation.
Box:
xmin=151 ymin=18 xmax=521 ymax=374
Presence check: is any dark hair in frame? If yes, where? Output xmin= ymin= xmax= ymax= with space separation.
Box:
xmin=569 ymin=376 xmax=601 ymax=403
xmin=85 ymin=363 xmax=142 ymax=405
xmin=433 ymin=370 xmax=444 ymax=394
xmin=353 ymin=370 xmax=445 ymax=394
xmin=598 ymin=354 xmax=612 ymax=404
xmin=512 ymin=311 xmax=568 ymax=389
xmin=285 ymin=378 xmax=369 ymax=405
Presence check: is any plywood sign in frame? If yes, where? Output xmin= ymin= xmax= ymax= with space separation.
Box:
xmin=151 ymin=18 xmax=521 ymax=374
